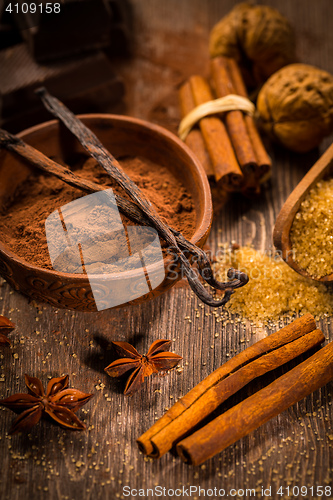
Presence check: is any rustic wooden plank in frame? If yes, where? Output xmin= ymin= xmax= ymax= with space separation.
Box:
xmin=0 ymin=1 xmax=333 ymax=499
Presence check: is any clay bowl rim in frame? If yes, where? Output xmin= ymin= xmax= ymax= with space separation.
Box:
xmin=0 ymin=113 xmax=213 ymax=282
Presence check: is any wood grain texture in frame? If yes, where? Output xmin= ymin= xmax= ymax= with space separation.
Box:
xmin=0 ymin=1 xmax=333 ymax=499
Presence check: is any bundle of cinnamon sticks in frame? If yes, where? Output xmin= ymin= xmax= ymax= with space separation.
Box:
xmin=179 ymin=56 xmax=271 ymax=194
xmin=137 ymin=314 xmax=333 ymax=465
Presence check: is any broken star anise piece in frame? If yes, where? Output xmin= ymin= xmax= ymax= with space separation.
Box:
xmin=0 ymin=314 xmax=15 ymax=346
xmin=0 ymin=374 xmax=93 ymax=435
xmin=104 ymin=339 xmax=182 ymax=396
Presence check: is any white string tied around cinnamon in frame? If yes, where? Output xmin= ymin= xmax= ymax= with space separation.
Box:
xmin=178 ymin=94 xmax=255 ymax=141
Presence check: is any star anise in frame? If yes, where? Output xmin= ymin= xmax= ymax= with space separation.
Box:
xmin=0 ymin=374 xmax=93 ymax=434
xmin=0 ymin=315 xmax=15 ymax=346
xmin=104 ymin=340 xmax=182 ymax=396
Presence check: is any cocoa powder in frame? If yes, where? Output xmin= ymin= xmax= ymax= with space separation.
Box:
xmin=0 ymin=155 xmax=196 ymax=269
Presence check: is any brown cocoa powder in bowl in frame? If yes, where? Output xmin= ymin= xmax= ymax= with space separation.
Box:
xmin=0 ymin=155 xmax=196 ymax=270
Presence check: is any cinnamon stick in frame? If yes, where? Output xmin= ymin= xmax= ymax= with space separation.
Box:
xmin=226 ymin=57 xmax=272 ymax=180
xmin=0 ymin=128 xmax=145 ymax=223
xmin=188 ymin=75 xmax=243 ymax=190
xmin=210 ymin=57 xmax=259 ymax=193
xmin=177 ymin=340 xmax=333 ymax=465
xmin=142 ymin=328 xmax=324 ymax=458
xmin=179 ymin=82 xmax=214 ymax=178
xmin=137 ymin=314 xmax=317 ymax=457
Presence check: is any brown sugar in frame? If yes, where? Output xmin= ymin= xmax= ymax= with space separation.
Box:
xmin=0 ymin=155 xmax=196 ymax=270
xmin=214 ymin=246 xmax=333 ymax=325
xmin=290 ymin=178 xmax=333 ymax=279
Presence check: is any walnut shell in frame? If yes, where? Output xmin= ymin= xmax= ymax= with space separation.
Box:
xmin=209 ymin=3 xmax=296 ymax=86
xmin=257 ymin=64 xmax=333 ymax=153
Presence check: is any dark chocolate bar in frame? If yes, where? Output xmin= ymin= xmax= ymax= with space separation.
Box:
xmin=10 ymin=0 xmax=130 ymax=62
xmin=0 ymin=44 xmax=125 ymax=132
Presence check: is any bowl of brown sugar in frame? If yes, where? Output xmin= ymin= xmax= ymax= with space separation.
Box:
xmin=0 ymin=115 xmax=212 ymax=311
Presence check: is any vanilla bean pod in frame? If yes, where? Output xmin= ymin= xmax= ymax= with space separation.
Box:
xmin=6 ymin=91 xmax=248 ymax=306
xmin=36 ymin=88 xmax=238 ymax=306
xmin=0 ymin=129 xmax=245 ymax=292
xmin=172 ymin=230 xmax=248 ymax=291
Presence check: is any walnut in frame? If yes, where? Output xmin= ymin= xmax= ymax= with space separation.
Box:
xmin=209 ymin=3 xmax=295 ymax=86
xmin=257 ymin=64 xmax=333 ymax=153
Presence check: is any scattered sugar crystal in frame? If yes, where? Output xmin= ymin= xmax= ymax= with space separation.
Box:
xmin=290 ymin=178 xmax=333 ymax=278
xmin=213 ymin=246 xmax=333 ymax=324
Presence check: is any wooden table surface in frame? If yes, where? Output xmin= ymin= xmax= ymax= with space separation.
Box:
xmin=1 ymin=1 xmax=333 ymax=499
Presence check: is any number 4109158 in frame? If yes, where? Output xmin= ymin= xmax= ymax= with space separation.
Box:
xmin=5 ymin=3 xmax=61 ymax=14
xmin=277 ymin=485 xmax=332 ymax=497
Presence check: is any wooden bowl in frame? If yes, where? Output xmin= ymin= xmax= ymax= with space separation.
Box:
xmin=0 ymin=115 xmax=212 ymax=310
xmin=273 ymin=142 xmax=333 ymax=282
